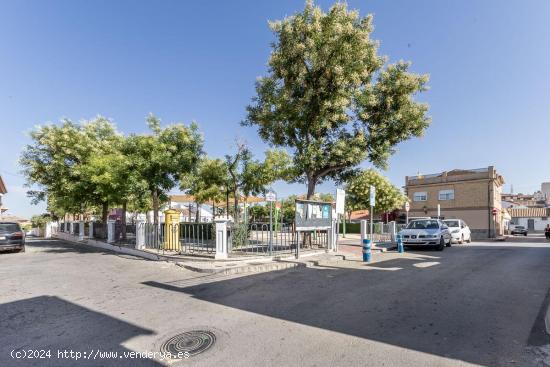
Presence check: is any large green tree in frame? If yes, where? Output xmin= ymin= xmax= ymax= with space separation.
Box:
xmin=20 ymin=117 xmax=120 ymax=220
xmin=245 ymin=1 xmax=430 ymax=199
xmin=124 ymin=114 xmax=203 ymax=225
xmin=83 ymin=146 xmax=150 ymax=236
xmin=345 ymin=169 xmax=407 ymax=217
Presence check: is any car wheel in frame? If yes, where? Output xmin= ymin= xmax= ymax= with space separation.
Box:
xmin=446 ymin=237 xmax=452 ymax=247
xmin=524 ymin=233 xmax=527 ymax=236
xmin=459 ymin=234 xmax=464 ymax=244
xmin=18 ymin=246 xmax=25 ymax=253
xmin=436 ymin=237 xmax=445 ymax=251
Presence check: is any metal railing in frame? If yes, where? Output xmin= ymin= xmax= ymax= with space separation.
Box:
xmin=114 ymin=223 xmax=137 ymax=245
xmin=93 ymin=223 xmax=107 ymax=240
xmin=229 ymin=222 xmax=330 ymax=256
xmin=139 ymin=222 xmax=215 ymax=254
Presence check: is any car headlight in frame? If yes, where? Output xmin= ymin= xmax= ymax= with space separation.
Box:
xmin=452 ymin=229 xmax=460 ymax=233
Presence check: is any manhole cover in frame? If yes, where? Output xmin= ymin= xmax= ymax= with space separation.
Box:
xmin=160 ymin=330 xmax=216 ymax=358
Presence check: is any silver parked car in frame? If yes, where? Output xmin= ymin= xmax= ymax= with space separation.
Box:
xmin=443 ymin=219 xmax=472 ymax=244
xmin=398 ymin=219 xmax=452 ymax=251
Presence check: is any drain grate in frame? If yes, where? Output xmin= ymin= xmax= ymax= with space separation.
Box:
xmin=160 ymin=330 xmax=216 ymax=358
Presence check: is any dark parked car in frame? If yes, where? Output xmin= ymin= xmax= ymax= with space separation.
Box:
xmin=511 ymin=225 xmax=528 ymax=236
xmin=0 ymin=222 xmax=26 ymax=252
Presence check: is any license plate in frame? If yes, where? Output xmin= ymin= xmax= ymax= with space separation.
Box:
xmin=0 ymin=236 xmax=5 ymax=240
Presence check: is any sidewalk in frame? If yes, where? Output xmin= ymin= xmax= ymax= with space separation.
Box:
xmin=53 ymin=231 xmax=333 ymax=275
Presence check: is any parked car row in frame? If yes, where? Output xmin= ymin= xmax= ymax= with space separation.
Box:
xmin=398 ymin=218 xmax=472 ymax=251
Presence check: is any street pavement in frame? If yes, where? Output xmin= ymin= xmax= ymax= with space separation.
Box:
xmin=1 ymin=236 xmax=550 ymax=366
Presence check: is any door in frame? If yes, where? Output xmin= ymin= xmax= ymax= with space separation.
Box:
xmin=527 ymin=219 xmax=535 ymax=231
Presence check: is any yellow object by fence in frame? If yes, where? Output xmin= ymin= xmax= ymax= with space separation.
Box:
xmin=164 ymin=209 xmax=180 ymax=251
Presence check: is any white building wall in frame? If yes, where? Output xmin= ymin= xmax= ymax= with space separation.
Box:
xmin=515 ymin=217 xmax=550 ymax=231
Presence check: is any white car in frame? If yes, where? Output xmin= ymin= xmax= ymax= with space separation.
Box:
xmin=443 ymin=219 xmax=472 ymax=244
xmin=398 ymin=219 xmax=452 ymax=251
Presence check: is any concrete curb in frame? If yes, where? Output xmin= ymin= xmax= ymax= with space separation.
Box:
xmin=54 ymin=232 xmax=163 ymax=261
xmin=176 ymin=261 xmax=306 ymax=275
xmin=53 ymin=233 xmax=337 ymax=275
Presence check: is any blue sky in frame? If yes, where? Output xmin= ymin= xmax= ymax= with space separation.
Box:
xmin=1 ymin=0 xmax=549 ymax=218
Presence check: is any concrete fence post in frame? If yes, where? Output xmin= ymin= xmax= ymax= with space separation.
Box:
xmin=214 ymin=219 xmax=229 ymax=259
xmin=328 ymin=219 xmax=338 ymax=252
xmin=70 ymin=222 xmax=74 ymax=235
xmin=44 ymin=222 xmax=51 ymax=239
xmin=78 ymin=221 xmax=84 ymax=241
xmin=89 ymin=221 xmax=94 ymax=239
xmin=107 ymin=220 xmax=116 ymax=244
xmin=136 ymin=220 xmax=145 ymax=250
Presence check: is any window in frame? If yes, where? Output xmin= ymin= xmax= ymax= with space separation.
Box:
xmin=413 ymin=192 xmax=427 ymax=202
xmin=439 ymin=189 xmax=455 ymax=201
xmin=406 ymin=220 xmax=440 ymax=229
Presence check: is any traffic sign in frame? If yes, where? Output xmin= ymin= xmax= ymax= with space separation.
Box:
xmin=266 ymin=191 xmax=277 ymax=202
xmin=369 ymin=185 xmax=376 ymax=206
xmin=405 ymin=202 xmax=410 ymax=212
xmin=492 ymin=208 xmax=498 ymax=215
xmin=336 ymin=188 xmax=346 ymax=215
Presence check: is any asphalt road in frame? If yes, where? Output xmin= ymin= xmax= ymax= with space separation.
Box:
xmin=1 ymin=237 xmax=550 ymax=366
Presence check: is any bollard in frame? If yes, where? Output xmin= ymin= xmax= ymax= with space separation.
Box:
xmin=397 ymin=234 xmax=404 ymax=253
xmin=362 ymin=238 xmax=372 ymax=262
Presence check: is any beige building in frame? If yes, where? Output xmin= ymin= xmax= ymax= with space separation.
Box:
xmin=405 ymin=167 xmax=505 ymax=239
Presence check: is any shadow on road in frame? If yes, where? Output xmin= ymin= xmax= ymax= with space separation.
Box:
xmin=24 ymin=239 xmax=148 ymax=261
xmin=0 ymin=296 xmax=160 ymax=366
xmin=143 ymin=245 xmax=550 ymax=366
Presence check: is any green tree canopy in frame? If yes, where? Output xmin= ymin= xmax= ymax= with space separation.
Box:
xmin=345 ymin=169 xmax=406 ymax=214
xmin=124 ymin=114 xmax=204 ymax=224
xmin=20 ymin=117 xmax=120 ymax=218
xmin=224 ymin=143 xmax=291 ymax=222
xmin=244 ymin=1 xmax=430 ymax=199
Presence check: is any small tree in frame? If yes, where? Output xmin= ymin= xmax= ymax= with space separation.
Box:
xmin=30 ymin=214 xmax=52 ymax=229
xmin=225 ymin=142 xmax=291 ymax=222
xmin=248 ymin=205 xmax=269 ymax=222
xmin=345 ymin=169 xmax=406 ymax=219
xmin=180 ymin=157 xmax=227 ymax=222
xmin=245 ymin=1 xmax=430 ymax=199
xmin=125 ymin=114 xmax=203 ymax=225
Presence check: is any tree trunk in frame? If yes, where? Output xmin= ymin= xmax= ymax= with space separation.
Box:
xmin=226 ymin=190 xmax=230 ymax=219
xmin=121 ymin=201 xmax=127 ymax=241
xmin=212 ymin=201 xmax=216 ymax=220
xmin=152 ymin=188 xmax=159 ymax=225
xmin=233 ymin=189 xmax=239 ymax=223
xmin=195 ymin=202 xmax=200 ymax=223
xmin=306 ymin=176 xmax=316 ymax=199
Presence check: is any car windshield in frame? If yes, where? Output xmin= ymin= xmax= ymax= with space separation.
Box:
xmin=0 ymin=223 xmax=20 ymax=233
xmin=406 ymin=220 xmax=440 ymax=229
xmin=444 ymin=220 xmax=460 ymax=227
